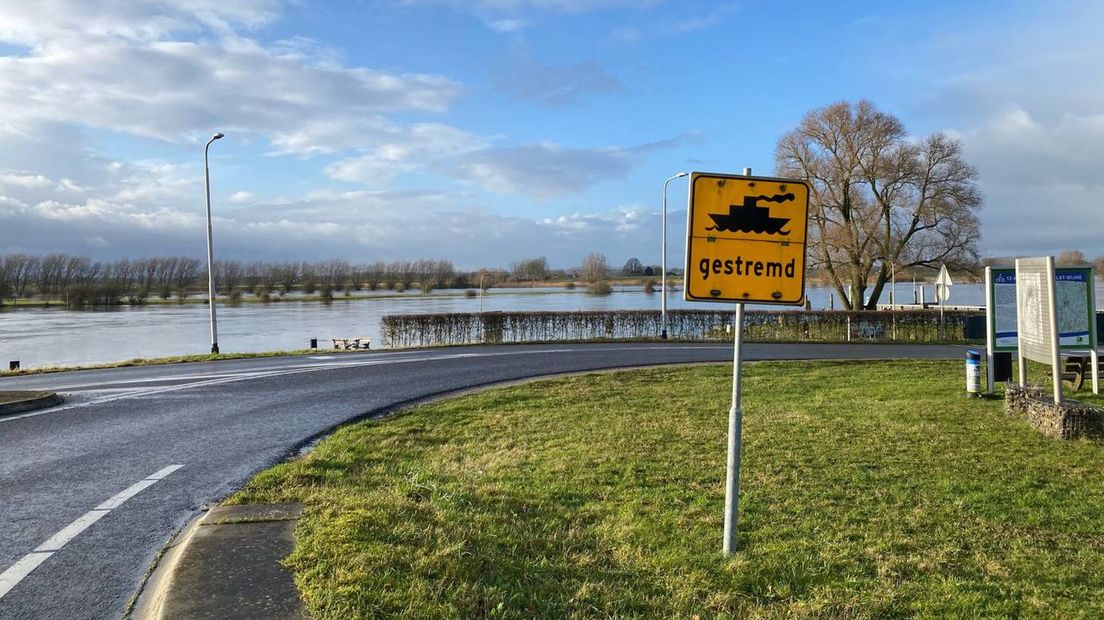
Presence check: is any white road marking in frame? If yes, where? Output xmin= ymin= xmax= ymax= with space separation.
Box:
xmin=94 ymin=480 xmax=158 ymax=511
xmin=0 ymin=464 xmax=184 ymax=601
xmin=0 ymin=346 xmax=606 ymax=424
xmin=145 ymin=464 xmax=184 ymax=480
xmin=0 ymin=553 xmax=53 ymax=600
xmin=34 ymin=510 xmax=109 ymax=552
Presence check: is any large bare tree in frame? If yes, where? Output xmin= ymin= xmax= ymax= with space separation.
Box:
xmin=776 ymin=100 xmax=982 ymax=310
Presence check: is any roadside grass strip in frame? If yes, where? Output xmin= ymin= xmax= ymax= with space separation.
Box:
xmin=231 ymin=360 xmax=1104 ymax=618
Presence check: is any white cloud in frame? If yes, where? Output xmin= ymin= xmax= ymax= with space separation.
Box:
xmin=325 ymin=123 xmax=485 ymax=184
xmin=917 ymin=4 xmax=1104 ymax=259
xmin=670 ymin=2 xmax=740 ymax=34
xmin=954 ymin=107 xmax=1104 ymax=258
xmin=404 ymin=0 xmax=661 ymax=15
xmin=487 ymin=18 xmax=530 ymax=32
xmin=228 ymin=191 xmax=254 ymax=204
xmin=0 ymin=172 xmax=52 ymax=188
xmin=0 ymin=1 xmax=279 ymax=47
xmin=493 ymin=59 xmax=624 ymax=106
xmin=0 ymin=177 xmax=675 ymax=266
xmin=441 ymin=134 xmax=695 ymax=199
xmin=448 ymin=143 xmax=636 ymax=199
xmin=0 ymin=0 xmax=689 ymax=265
xmin=0 ymin=3 xmax=461 ymax=153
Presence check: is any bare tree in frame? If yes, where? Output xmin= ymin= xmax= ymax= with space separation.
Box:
xmin=776 ymin=100 xmax=982 ymax=309
xmin=317 ymin=259 xmax=350 ymax=291
xmin=1057 ymin=249 xmax=1086 ymax=265
xmin=511 ymin=257 xmax=549 ymax=282
xmin=216 ymin=260 xmax=243 ymax=294
xmin=580 ymin=253 xmax=609 ymax=284
xmin=257 ymin=262 xmax=280 ymax=293
xmin=3 ymin=255 xmax=38 ymax=299
xmin=37 ymin=254 xmax=67 ymax=298
xmin=1095 ymin=256 xmax=1104 ymax=275
xmin=364 ymin=261 xmax=385 ymax=290
xmin=278 ymin=262 xmax=298 ymax=294
xmin=173 ymin=257 xmax=200 ymax=298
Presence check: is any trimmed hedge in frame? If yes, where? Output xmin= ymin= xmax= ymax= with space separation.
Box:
xmin=381 ymin=309 xmax=983 ymax=348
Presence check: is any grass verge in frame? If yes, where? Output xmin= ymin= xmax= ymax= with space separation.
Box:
xmin=0 ymin=390 xmax=54 ymax=405
xmin=232 ymin=360 xmax=1104 ymax=618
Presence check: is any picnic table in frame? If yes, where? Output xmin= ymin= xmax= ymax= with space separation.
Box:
xmin=1061 ymin=353 xmax=1102 ymax=392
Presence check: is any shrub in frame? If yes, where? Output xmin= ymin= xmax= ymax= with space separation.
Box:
xmin=588 ymin=281 xmax=612 ymax=295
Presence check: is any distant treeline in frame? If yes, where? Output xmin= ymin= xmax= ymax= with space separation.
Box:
xmin=0 ymin=253 xmax=487 ymax=307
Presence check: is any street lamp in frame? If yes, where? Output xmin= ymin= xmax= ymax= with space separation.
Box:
xmin=661 ymin=171 xmax=689 ymax=339
xmin=876 ymin=255 xmax=897 ymax=340
xmin=478 ymin=272 xmax=487 ymax=314
xmin=204 ymin=132 xmax=224 ymax=354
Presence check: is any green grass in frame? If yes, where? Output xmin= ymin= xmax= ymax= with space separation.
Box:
xmin=231 ymin=360 xmax=1104 ymax=618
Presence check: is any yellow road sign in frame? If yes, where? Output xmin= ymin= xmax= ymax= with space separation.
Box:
xmin=684 ymin=172 xmax=809 ymax=305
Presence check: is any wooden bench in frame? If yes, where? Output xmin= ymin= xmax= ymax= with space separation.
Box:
xmin=332 ymin=337 xmax=371 ymax=350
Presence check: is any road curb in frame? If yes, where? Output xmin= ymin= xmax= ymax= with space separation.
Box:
xmin=132 ymin=503 xmax=307 ymax=619
xmin=0 ymin=391 xmax=62 ymax=416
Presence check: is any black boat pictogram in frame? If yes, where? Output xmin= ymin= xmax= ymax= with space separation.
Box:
xmin=705 ymin=193 xmax=794 ymax=235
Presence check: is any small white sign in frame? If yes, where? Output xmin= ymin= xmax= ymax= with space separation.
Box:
xmin=935 ymin=264 xmax=953 ymax=302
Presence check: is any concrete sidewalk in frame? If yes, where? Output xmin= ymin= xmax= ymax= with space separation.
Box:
xmin=134 ymin=503 xmax=308 ymax=619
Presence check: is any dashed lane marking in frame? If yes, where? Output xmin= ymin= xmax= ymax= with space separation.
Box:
xmin=0 ymin=464 xmax=185 ymax=600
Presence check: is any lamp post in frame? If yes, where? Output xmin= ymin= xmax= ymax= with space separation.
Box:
xmin=876 ymin=255 xmax=897 ymax=340
xmin=204 ymin=132 xmax=224 ymax=354
xmin=478 ymin=272 xmax=487 ymax=314
xmin=661 ymin=171 xmax=689 ymax=339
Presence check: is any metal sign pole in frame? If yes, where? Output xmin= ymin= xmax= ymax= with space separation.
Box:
xmin=984 ymin=267 xmax=995 ymax=394
xmin=723 ymin=302 xmax=745 ymax=555
xmin=1046 ymin=257 xmax=1062 ymax=404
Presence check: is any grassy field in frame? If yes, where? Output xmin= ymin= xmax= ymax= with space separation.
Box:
xmin=231 ymin=361 xmax=1104 ymax=618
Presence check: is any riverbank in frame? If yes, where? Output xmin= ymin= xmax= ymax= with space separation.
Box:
xmin=229 ymin=360 xmax=1104 ymax=617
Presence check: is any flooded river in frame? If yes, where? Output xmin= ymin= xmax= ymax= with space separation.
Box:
xmin=0 ymin=281 xmax=1074 ymax=369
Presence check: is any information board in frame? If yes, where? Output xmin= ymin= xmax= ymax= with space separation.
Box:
xmin=988 ymin=266 xmax=1096 ymax=352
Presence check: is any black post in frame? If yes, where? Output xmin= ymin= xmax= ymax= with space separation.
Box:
xmin=9 ymin=360 xmax=19 ymax=371
xmin=310 ymin=337 xmax=318 ymax=349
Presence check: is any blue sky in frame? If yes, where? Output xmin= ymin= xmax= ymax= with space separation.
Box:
xmin=0 ymin=0 xmax=1101 ymax=268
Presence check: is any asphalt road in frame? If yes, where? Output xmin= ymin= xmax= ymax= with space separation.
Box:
xmin=0 ymin=342 xmax=969 ymax=619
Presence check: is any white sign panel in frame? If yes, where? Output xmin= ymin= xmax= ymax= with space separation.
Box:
xmin=1015 ymin=257 xmax=1058 ymax=365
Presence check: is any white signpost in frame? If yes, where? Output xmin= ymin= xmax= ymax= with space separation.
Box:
xmin=935 ymin=264 xmax=952 ymax=339
xmin=1015 ymin=257 xmax=1063 ymax=404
